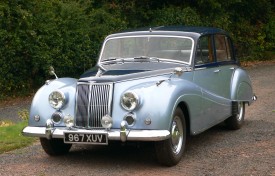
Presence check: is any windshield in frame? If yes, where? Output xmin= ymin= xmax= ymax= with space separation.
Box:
xmin=100 ymin=35 xmax=194 ymax=64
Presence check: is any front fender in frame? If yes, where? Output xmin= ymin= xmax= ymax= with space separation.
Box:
xmin=112 ymin=74 xmax=202 ymax=131
xmin=28 ymin=78 xmax=77 ymax=127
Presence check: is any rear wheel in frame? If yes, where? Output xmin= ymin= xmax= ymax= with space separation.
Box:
xmin=40 ymin=138 xmax=72 ymax=156
xmin=225 ymin=102 xmax=245 ymax=130
xmin=155 ymin=107 xmax=186 ymax=166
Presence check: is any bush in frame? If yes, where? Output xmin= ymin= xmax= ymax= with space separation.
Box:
xmin=0 ymin=1 xmax=126 ymax=99
xmin=152 ymin=6 xmax=203 ymax=26
xmin=0 ymin=0 xmax=274 ymax=99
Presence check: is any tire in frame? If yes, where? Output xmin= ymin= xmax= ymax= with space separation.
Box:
xmin=225 ymin=102 xmax=245 ymax=130
xmin=40 ymin=138 xmax=72 ymax=156
xmin=155 ymin=107 xmax=187 ymax=166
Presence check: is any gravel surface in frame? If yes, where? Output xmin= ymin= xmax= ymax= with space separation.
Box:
xmin=0 ymin=96 xmax=32 ymax=123
xmin=0 ymin=64 xmax=274 ymax=176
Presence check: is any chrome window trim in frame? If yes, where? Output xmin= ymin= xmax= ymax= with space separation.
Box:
xmin=98 ymin=35 xmax=195 ymax=65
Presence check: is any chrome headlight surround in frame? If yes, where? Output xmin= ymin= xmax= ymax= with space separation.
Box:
xmin=120 ymin=91 xmax=139 ymax=111
xmin=48 ymin=90 xmax=66 ymax=109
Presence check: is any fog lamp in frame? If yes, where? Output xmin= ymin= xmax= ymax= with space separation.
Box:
xmin=124 ymin=113 xmax=136 ymax=126
xmin=101 ymin=114 xmax=113 ymax=129
xmin=51 ymin=112 xmax=63 ymax=124
xmin=64 ymin=114 xmax=74 ymax=128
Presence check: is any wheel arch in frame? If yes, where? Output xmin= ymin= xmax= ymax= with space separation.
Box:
xmin=177 ymin=101 xmax=191 ymax=136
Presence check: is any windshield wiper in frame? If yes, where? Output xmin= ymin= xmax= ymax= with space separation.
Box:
xmin=133 ymin=56 xmax=159 ymax=62
xmin=101 ymin=56 xmax=160 ymax=64
xmin=101 ymin=57 xmax=125 ymax=64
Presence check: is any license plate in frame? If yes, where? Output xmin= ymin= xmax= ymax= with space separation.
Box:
xmin=64 ymin=132 xmax=108 ymax=145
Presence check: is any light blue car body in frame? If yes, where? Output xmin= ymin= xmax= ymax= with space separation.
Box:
xmin=23 ymin=26 xmax=255 ymax=142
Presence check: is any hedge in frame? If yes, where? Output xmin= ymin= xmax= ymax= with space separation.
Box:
xmin=0 ymin=0 xmax=274 ymax=99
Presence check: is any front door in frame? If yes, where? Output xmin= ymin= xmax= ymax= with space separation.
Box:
xmin=193 ymin=35 xmax=224 ymax=131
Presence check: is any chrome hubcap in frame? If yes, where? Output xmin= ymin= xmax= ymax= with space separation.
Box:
xmin=171 ymin=116 xmax=183 ymax=155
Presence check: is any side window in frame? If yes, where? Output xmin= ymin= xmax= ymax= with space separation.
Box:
xmin=214 ymin=35 xmax=233 ymax=62
xmin=195 ymin=35 xmax=214 ymax=65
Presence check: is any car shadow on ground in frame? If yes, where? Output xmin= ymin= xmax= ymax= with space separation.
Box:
xmin=66 ymin=141 xmax=158 ymax=166
xmin=42 ymin=119 xmax=274 ymax=167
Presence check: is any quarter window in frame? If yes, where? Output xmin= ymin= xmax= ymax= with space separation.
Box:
xmin=214 ymin=35 xmax=233 ymax=62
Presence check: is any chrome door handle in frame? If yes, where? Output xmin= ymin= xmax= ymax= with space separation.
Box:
xmin=230 ymin=67 xmax=235 ymax=70
xmin=214 ymin=69 xmax=220 ymax=73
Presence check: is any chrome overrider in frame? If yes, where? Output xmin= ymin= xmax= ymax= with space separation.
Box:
xmin=22 ymin=119 xmax=171 ymax=142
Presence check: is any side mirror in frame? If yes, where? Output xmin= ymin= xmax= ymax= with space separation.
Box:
xmin=49 ymin=66 xmax=58 ymax=79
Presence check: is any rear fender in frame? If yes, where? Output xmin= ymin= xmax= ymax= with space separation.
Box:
xmin=231 ymin=68 xmax=253 ymax=104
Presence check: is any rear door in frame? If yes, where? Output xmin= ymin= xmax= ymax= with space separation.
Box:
xmin=192 ymin=34 xmax=236 ymax=131
xmin=214 ymin=34 xmax=236 ymax=99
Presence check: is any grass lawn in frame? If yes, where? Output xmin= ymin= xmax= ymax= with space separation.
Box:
xmin=0 ymin=120 xmax=36 ymax=154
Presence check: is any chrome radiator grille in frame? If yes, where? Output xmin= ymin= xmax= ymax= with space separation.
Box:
xmin=75 ymin=83 xmax=113 ymax=128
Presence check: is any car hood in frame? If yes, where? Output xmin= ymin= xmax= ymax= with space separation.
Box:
xmin=79 ymin=62 xmax=191 ymax=83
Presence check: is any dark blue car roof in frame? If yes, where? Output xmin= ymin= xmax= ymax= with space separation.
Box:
xmin=107 ymin=26 xmax=228 ymax=39
xmin=123 ymin=26 xmax=226 ymax=35
xmin=152 ymin=26 xmax=226 ymax=34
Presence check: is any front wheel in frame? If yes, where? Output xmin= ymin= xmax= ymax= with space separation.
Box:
xmin=225 ymin=102 xmax=245 ymax=130
xmin=155 ymin=107 xmax=187 ymax=166
xmin=40 ymin=138 xmax=72 ymax=156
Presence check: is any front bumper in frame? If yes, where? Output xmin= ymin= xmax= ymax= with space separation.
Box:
xmin=22 ymin=126 xmax=170 ymax=142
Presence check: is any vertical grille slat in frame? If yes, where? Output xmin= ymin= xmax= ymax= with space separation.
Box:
xmin=95 ymin=85 xmax=100 ymax=127
xmin=75 ymin=83 xmax=113 ymax=129
xmin=91 ymin=85 xmax=96 ymax=127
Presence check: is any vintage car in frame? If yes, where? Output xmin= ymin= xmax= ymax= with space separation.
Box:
xmin=23 ymin=26 xmax=256 ymax=166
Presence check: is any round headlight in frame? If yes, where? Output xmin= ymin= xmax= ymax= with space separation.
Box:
xmin=49 ymin=91 xmax=66 ymax=109
xmin=120 ymin=91 xmax=139 ymax=111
